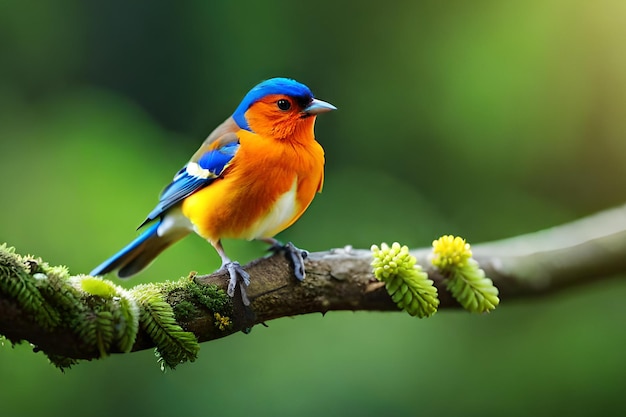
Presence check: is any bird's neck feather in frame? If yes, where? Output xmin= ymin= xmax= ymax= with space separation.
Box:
xmin=247 ymin=111 xmax=317 ymax=144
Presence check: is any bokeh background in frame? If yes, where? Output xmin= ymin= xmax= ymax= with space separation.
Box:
xmin=2 ymin=1 xmax=626 ymax=416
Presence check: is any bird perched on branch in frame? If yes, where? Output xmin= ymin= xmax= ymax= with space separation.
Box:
xmin=90 ymin=77 xmax=336 ymax=304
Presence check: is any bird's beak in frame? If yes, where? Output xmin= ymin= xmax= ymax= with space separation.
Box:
xmin=303 ymin=99 xmax=337 ymax=115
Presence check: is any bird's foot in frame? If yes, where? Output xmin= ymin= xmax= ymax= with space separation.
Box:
xmin=268 ymin=241 xmax=308 ymax=281
xmin=224 ymin=262 xmax=251 ymax=306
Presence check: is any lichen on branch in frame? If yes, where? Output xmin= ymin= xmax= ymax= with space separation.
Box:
xmin=2 ymin=204 xmax=626 ymax=370
xmin=0 ymin=244 xmax=233 ymax=370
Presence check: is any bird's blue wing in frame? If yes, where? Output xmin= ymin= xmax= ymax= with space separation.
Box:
xmin=138 ymin=139 xmax=239 ymax=228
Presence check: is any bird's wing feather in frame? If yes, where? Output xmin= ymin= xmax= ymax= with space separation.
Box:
xmin=190 ymin=116 xmax=239 ymax=161
xmin=138 ymin=133 xmax=240 ymax=228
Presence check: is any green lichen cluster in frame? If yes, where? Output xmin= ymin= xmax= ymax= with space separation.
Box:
xmin=431 ymin=236 xmax=500 ymax=313
xmin=128 ymin=278 xmax=231 ymax=370
xmin=371 ymin=243 xmax=439 ymax=318
xmin=71 ymin=276 xmax=139 ymax=356
xmin=371 ymin=237 xmax=500 ymax=316
xmin=0 ymin=245 xmax=69 ymax=330
xmin=0 ymin=244 xmax=232 ymax=371
xmin=443 ymin=260 xmax=500 ymax=313
xmin=129 ymin=283 xmax=199 ymax=371
xmin=0 ymin=244 xmax=142 ymax=367
xmin=160 ymin=275 xmax=230 ymax=323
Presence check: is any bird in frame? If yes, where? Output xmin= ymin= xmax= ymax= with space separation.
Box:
xmin=90 ymin=77 xmax=336 ymax=304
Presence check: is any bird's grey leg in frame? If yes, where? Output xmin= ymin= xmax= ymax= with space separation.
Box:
xmin=261 ymin=238 xmax=308 ymax=281
xmin=212 ymin=240 xmax=250 ymax=305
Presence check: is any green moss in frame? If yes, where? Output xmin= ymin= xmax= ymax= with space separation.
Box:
xmin=186 ymin=280 xmax=229 ymax=311
xmin=0 ymin=245 xmax=62 ymax=329
xmin=114 ymin=291 xmax=140 ymax=353
xmin=173 ymin=300 xmax=198 ymax=321
xmin=0 ymin=244 xmax=142 ymax=368
xmin=163 ymin=276 xmax=232 ymax=322
xmin=79 ymin=276 xmax=119 ymax=298
xmin=130 ymin=282 xmax=200 ymax=370
xmin=47 ymin=354 xmax=79 ymax=370
xmin=34 ymin=262 xmax=82 ymax=313
xmin=128 ymin=277 xmax=233 ymax=369
xmin=0 ymin=245 xmax=232 ymax=371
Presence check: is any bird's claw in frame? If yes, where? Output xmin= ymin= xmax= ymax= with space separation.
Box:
xmin=225 ymin=262 xmax=251 ymax=306
xmin=269 ymin=241 xmax=308 ymax=281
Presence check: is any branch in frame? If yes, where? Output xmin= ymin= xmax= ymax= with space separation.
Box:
xmin=2 ymin=204 xmax=626 ymax=368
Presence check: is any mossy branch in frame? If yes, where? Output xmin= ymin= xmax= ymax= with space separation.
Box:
xmin=2 ymin=204 xmax=626 ymax=368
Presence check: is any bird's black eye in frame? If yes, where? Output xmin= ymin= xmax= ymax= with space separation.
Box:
xmin=277 ymin=99 xmax=291 ymax=111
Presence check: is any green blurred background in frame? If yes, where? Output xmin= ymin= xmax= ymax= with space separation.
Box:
xmin=2 ymin=1 xmax=626 ymax=416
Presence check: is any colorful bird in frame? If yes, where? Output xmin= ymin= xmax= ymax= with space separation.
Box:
xmin=90 ymin=77 xmax=335 ymax=304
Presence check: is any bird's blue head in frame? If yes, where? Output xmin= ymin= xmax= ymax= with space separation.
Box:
xmin=233 ymin=78 xmax=314 ymax=131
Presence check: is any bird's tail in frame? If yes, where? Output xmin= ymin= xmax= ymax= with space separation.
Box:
xmin=90 ymin=220 xmax=187 ymax=278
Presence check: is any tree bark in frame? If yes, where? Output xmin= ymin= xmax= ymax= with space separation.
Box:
xmin=1 ymin=204 xmax=626 ymax=363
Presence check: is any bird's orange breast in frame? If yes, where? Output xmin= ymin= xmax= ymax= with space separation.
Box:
xmin=181 ymin=130 xmax=324 ymax=243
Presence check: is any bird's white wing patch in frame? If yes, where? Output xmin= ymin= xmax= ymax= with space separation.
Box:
xmin=185 ymin=161 xmax=212 ymax=179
